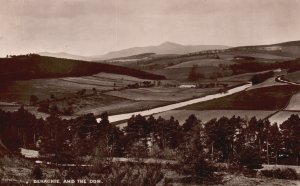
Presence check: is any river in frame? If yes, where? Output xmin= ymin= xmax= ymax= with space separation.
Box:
xmin=97 ymin=82 xmax=252 ymax=123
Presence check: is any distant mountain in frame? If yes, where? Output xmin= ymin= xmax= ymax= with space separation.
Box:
xmin=93 ymin=42 xmax=230 ymax=60
xmin=38 ymin=52 xmax=93 ymax=61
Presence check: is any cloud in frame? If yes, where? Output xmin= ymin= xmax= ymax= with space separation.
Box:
xmin=0 ymin=0 xmax=299 ymax=57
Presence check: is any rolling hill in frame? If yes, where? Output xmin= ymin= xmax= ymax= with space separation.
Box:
xmin=93 ymin=41 xmax=230 ymax=60
xmin=0 ymin=54 xmax=166 ymax=81
xmin=39 ymin=52 xmax=94 ymax=61
xmin=228 ymin=40 xmax=300 ymax=58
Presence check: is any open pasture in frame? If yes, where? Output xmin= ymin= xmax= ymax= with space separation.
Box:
xmin=285 ymin=70 xmax=300 ymax=83
xmin=284 ymin=91 xmax=300 ymax=110
xmin=167 ymin=58 xmax=234 ymax=68
xmin=152 ymin=110 xmax=275 ymax=124
xmin=221 ymin=51 xmax=294 ymax=61
xmin=181 ymin=85 xmax=300 ymax=111
xmin=268 ymin=111 xmax=300 ymax=125
xmin=105 ymin=87 xmax=218 ymax=102
xmin=247 ymin=76 xmax=287 ymax=90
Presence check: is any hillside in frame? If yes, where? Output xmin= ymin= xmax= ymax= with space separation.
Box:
xmin=93 ymin=41 xmax=229 ymax=60
xmin=38 ymin=52 xmax=94 ymax=61
xmin=228 ymin=40 xmax=300 ymax=58
xmin=0 ymin=54 xmax=165 ymax=81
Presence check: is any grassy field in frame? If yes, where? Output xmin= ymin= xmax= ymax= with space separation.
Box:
xmin=153 ymin=110 xmax=275 ymax=124
xmin=105 ymin=87 xmax=218 ymax=102
xmin=285 ymin=70 xmax=300 ymax=83
xmin=285 ymin=92 xmax=300 ymax=110
xmin=220 ymin=51 xmax=295 ymax=61
xmin=268 ymin=111 xmax=300 ymax=125
xmin=151 ymin=66 xmax=224 ymax=81
xmin=247 ymin=76 xmax=287 ymax=90
xmin=180 ymin=85 xmax=300 ymax=111
xmin=0 ymin=72 xmax=154 ymax=103
xmin=0 ymin=72 xmax=168 ymax=117
xmin=76 ymin=100 xmax=170 ymax=116
xmin=167 ymin=58 xmax=234 ymax=68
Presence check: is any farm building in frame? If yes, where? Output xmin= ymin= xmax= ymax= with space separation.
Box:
xmin=179 ymin=83 xmax=197 ymax=88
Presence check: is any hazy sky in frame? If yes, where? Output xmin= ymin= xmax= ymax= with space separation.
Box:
xmin=0 ymin=0 xmax=300 ymax=57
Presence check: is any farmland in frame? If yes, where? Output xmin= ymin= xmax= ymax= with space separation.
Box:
xmin=153 ymin=110 xmax=275 ymax=124
xmin=105 ymin=87 xmax=218 ymax=102
xmin=285 ymin=70 xmax=300 ymax=83
xmin=167 ymin=58 xmax=234 ymax=68
xmin=268 ymin=111 xmax=300 ymax=124
xmin=0 ymin=72 xmax=170 ymax=117
xmin=285 ymin=92 xmax=300 ymax=110
xmin=180 ymin=85 xmax=300 ymax=111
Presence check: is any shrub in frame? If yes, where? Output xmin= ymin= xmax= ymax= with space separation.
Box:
xmin=31 ymin=165 xmax=43 ymax=179
xmin=261 ymin=168 xmax=298 ymax=180
xmin=239 ymin=147 xmax=262 ymax=170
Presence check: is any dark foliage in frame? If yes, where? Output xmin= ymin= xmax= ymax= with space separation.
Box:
xmin=0 ymin=54 xmax=165 ymax=81
xmin=31 ymin=165 xmax=43 ymax=179
xmin=251 ymin=71 xmax=274 ymax=84
xmin=229 ymin=58 xmax=300 ymax=75
xmin=261 ymin=168 xmax=298 ymax=180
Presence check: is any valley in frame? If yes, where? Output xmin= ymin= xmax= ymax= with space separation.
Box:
xmin=2 ymin=40 xmax=300 ymax=185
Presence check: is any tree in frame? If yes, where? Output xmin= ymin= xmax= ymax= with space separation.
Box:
xmin=188 ymin=64 xmax=199 ymax=81
xmin=124 ymin=115 xmax=151 ymax=157
xmin=268 ymin=123 xmax=282 ymax=165
xmin=182 ymin=114 xmax=199 ymax=132
xmin=179 ymin=119 xmax=217 ymax=184
xmin=29 ymin=95 xmax=39 ymax=106
xmin=280 ymin=114 xmax=300 ymax=165
xmin=151 ymin=116 xmax=181 ymax=150
xmin=96 ymin=112 xmax=124 ymax=157
xmin=37 ymin=101 xmax=49 ymax=113
xmin=92 ymin=88 xmax=97 ymax=95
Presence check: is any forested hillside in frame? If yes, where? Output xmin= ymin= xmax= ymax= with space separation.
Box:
xmin=0 ymin=54 xmax=165 ymax=81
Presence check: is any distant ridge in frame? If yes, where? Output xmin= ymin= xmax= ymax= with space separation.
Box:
xmin=39 ymin=52 xmax=94 ymax=61
xmin=230 ymin=40 xmax=300 ymax=58
xmin=92 ymin=42 xmax=230 ymax=60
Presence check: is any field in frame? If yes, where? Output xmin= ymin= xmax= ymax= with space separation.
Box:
xmin=247 ymin=76 xmax=287 ymax=90
xmin=218 ymin=71 xmax=270 ymax=82
xmin=105 ymin=87 xmax=218 ymax=102
xmin=285 ymin=92 xmax=300 ymax=110
xmin=151 ymin=66 xmax=227 ymax=81
xmin=180 ymin=85 xmax=300 ymax=111
xmin=167 ymin=58 xmax=234 ymax=68
xmin=153 ymin=110 xmax=275 ymax=124
xmin=268 ymin=111 xmax=300 ymax=124
xmin=76 ymin=100 xmax=169 ymax=116
xmin=220 ymin=51 xmax=295 ymax=61
xmin=285 ymin=70 xmax=300 ymax=83
xmin=0 ymin=72 xmax=169 ymax=117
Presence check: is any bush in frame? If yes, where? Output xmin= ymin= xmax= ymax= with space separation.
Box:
xmin=31 ymin=165 xmax=43 ymax=179
xmin=251 ymin=71 xmax=274 ymax=85
xmin=239 ymin=147 xmax=262 ymax=170
xmin=261 ymin=168 xmax=298 ymax=180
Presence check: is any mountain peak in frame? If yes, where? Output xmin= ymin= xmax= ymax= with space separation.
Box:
xmin=159 ymin=41 xmax=181 ymax=46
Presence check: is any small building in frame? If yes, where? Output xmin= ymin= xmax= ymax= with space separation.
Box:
xmin=20 ymin=148 xmax=39 ymax=159
xmin=179 ymin=84 xmax=196 ymax=88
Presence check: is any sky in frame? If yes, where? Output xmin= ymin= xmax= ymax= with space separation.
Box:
xmin=0 ymin=0 xmax=300 ymax=57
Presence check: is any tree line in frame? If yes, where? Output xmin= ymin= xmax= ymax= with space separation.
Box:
xmin=0 ymin=107 xmax=299 ymax=167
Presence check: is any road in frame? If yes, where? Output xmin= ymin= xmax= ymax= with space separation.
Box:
xmin=97 ymin=82 xmax=253 ymax=123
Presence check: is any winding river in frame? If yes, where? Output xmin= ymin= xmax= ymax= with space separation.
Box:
xmin=97 ymin=82 xmax=252 ymax=123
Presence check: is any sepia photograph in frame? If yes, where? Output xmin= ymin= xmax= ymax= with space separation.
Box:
xmin=0 ymin=0 xmax=300 ymax=185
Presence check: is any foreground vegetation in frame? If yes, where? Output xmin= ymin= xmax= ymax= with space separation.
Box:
xmin=0 ymin=106 xmax=300 ymax=184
